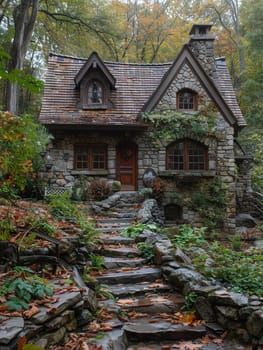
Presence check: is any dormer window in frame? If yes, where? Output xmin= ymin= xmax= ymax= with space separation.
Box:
xmin=75 ymin=52 xmax=116 ymax=111
xmin=177 ymin=89 xmax=197 ymax=111
xmin=88 ymin=80 xmax=104 ymax=105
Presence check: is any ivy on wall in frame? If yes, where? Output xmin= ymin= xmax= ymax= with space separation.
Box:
xmin=141 ymin=104 xmax=218 ymax=147
xmin=190 ymin=176 xmax=227 ymax=230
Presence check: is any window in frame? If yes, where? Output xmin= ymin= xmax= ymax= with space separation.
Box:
xmin=166 ymin=139 xmax=208 ymax=171
xmin=87 ymin=80 xmax=104 ymax=105
xmin=75 ymin=144 xmax=107 ymax=170
xmin=177 ymin=89 xmax=197 ymax=111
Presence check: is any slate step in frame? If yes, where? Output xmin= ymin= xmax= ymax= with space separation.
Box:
xmin=103 ymin=257 xmax=146 ymax=269
xmin=96 ymin=217 xmax=135 ymax=224
xmin=97 ymin=211 xmax=137 ymax=219
xmin=94 ymin=266 xmax=162 ymax=285
xmin=107 ymin=281 xmax=171 ymax=297
xmin=98 ymin=291 xmax=184 ymax=315
xmin=123 ymin=318 xmax=207 ymax=342
xmin=94 ymin=246 xmax=140 ymax=258
xmin=98 ymin=234 xmax=135 ymax=245
xmin=95 ymin=227 xmax=124 ymax=233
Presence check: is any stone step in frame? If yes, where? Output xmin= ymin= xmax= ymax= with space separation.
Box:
xmin=98 ymin=234 xmax=135 ymax=245
xmin=96 ymin=217 xmax=136 ymax=224
xmin=97 ymin=211 xmax=137 ymax=219
xmin=94 ymin=246 xmax=140 ymax=258
xmin=94 ymin=227 xmax=124 ymax=233
xmin=94 ymin=266 xmax=162 ymax=285
xmin=123 ymin=318 xmax=207 ymax=342
xmin=98 ymin=291 xmax=184 ymax=315
xmin=107 ymin=281 xmax=171 ymax=297
xmin=103 ymin=257 xmax=146 ymax=269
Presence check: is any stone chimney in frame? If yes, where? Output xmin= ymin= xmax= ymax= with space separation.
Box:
xmin=188 ymin=24 xmax=216 ymax=78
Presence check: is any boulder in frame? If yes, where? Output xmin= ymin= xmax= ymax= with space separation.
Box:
xmin=236 ymin=214 xmax=257 ymax=228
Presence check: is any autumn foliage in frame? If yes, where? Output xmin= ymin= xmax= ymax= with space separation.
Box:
xmin=0 ymin=111 xmax=49 ymax=196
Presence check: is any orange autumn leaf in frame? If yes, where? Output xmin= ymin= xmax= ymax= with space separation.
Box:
xmin=17 ymin=335 xmax=27 ymax=350
xmin=117 ymin=299 xmax=134 ymax=305
xmin=23 ymin=305 xmax=40 ymax=318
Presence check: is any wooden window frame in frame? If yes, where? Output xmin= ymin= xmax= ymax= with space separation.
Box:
xmin=166 ymin=139 xmax=208 ymax=171
xmin=74 ymin=144 xmax=107 ymax=170
xmin=80 ymin=75 xmax=109 ymax=110
xmin=177 ymin=89 xmax=198 ymax=111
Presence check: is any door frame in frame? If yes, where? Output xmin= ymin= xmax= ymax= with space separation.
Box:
xmin=116 ymin=141 xmax=138 ymax=191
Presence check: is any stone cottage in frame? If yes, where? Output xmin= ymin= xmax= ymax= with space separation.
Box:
xmin=39 ymin=24 xmax=248 ymax=231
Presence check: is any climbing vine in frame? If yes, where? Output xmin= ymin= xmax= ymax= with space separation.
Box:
xmin=141 ymin=104 xmax=218 ymax=147
xmin=190 ymin=176 xmax=227 ymax=230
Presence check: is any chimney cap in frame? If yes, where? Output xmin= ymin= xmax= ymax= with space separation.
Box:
xmin=189 ymin=24 xmax=213 ymax=36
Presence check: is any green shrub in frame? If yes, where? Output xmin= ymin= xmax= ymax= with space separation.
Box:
xmin=47 ymin=191 xmax=79 ymax=221
xmin=1 ymin=267 xmax=53 ymax=311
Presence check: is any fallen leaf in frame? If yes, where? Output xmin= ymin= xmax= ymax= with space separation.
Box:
xmin=88 ymin=320 xmax=101 ymax=332
xmin=117 ymin=299 xmax=134 ymax=305
xmin=23 ymin=305 xmax=40 ymax=318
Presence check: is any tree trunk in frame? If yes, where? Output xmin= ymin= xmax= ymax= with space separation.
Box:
xmin=6 ymin=0 xmax=39 ymax=114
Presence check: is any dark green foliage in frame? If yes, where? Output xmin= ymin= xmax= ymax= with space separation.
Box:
xmin=47 ymin=191 xmax=79 ymax=221
xmin=142 ymin=108 xmax=217 ymax=147
xmin=137 ymin=242 xmax=154 ymax=263
xmin=191 ymin=177 xmax=227 ymax=230
xmin=1 ymin=267 xmax=53 ymax=311
xmin=121 ymin=223 xmax=164 ymax=239
xmin=173 ymin=226 xmax=263 ymax=297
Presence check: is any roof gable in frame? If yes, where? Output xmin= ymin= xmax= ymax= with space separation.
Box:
xmin=143 ymin=45 xmax=237 ymax=127
xmin=74 ymin=52 xmax=116 ymax=88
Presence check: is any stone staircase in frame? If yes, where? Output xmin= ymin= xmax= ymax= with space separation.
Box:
xmin=86 ymin=194 xmax=231 ymax=350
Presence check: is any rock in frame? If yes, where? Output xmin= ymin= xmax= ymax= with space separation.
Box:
xmin=195 ymin=296 xmax=216 ymax=322
xmin=34 ymin=326 xmax=66 ymax=347
xmin=174 ymin=247 xmax=192 ymax=265
xmin=123 ymin=319 xmax=207 ymax=341
xmin=209 ymin=290 xmax=248 ymax=308
xmin=154 ymin=239 xmax=174 ymax=265
xmin=246 ymin=309 xmax=263 ymax=338
xmin=215 ymin=305 xmax=239 ymax=320
xmin=168 ymin=268 xmax=207 ymax=289
xmin=137 ymin=199 xmax=164 ymax=225
xmin=97 ymin=328 xmax=128 ymax=350
xmin=0 ymin=317 xmax=24 ymax=344
xmin=236 ymin=214 xmax=257 ymax=228
xmin=143 ymin=168 xmax=157 ymax=187
xmin=31 ymin=290 xmax=82 ymax=324
xmin=46 ymin=310 xmax=75 ymax=330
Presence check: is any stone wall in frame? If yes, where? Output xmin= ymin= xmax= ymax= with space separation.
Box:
xmin=149 ymin=232 xmax=263 ymax=349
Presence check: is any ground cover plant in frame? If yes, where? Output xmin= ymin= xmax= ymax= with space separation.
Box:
xmin=171 ymin=225 xmax=263 ymax=296
xmin=0 ymin=266 xmax=53 ymax=311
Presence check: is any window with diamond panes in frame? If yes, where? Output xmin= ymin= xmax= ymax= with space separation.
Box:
xmin=166 ymin=140 xmax=207 ymax=171
xmin=75 ymin=145 xmax=107 ymax=170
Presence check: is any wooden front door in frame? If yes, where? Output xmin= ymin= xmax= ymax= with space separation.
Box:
xmin=116 ymin=142 xmax=137 ymax=190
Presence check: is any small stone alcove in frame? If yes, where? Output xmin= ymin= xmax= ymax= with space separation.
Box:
xmin=164 ymin=204 xmax=183 ymax=223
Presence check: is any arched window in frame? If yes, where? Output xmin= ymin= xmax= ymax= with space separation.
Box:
xmin=177 ymin=89 xmax=197 ymax=111
xmin=87 ymin=80 xmax=104 ymax=105
xmin=166 ymin=139 xmax=208 ymax=171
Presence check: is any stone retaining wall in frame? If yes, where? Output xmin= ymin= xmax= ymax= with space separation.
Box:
xmin=151 ymin=233 xmax=263 ymax=349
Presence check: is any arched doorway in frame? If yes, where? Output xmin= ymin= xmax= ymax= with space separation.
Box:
xmin=116 ymin=141 xmax=137 ymax=190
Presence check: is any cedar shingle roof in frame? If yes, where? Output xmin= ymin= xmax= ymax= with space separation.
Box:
xmin=214 ymin=58 xmax=246 ymax=127
xmin=39 ymin=50 xmax=246 ymax=130
xmin=39 ymin=53 xmax=170 ymax=129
